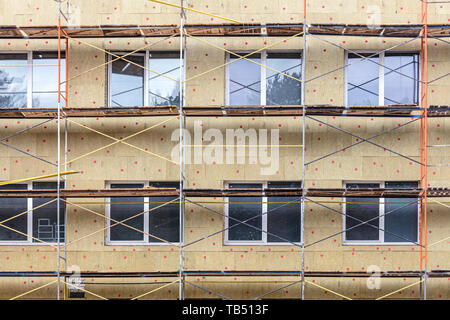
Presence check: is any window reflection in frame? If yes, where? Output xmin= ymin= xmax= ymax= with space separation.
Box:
xmin=345 ymin=183 xmax=380 ymax=241
xmin=347 ymin=53 xmax=380 ymax=106
xmin=111 ymin=53 xmax=144 ymax=107
xmin=229 ymin=54 xmax=261 ymax=106
xmin=228 ymin=52 xmax=301 ymax=106
xmin=0 ymin=53 xmax=28 ymax=108
xmin=266 ymin=53 xmax=301 ymax=105
xmin=32 ymin=52 xmax=66 ymax=108
xmin=228 ymin=183 xmax=262 ymax=241
xmin=110 ymin=183 xmax=145 ymax=241
xmin=347 ymin=52 xmax=419 ymax=107
xmin=0 ymin=184 xmax=28 ymax=241
xmin=148 ymin=52 xmax=180 ymax=107
xmin=32 ymin=181 xmax=65 ymax=243
xmin=0 ymin=52 xmax=66 ymax=108
xmin=148 ymin=181 xmax=179 ymax=243
xmin=110 ymin=52 xmax=180 ymax=107
xmin=384 ymin=181 xmax=418 ymax=243
xmin=267 ymin=181 xmax=301 ymax=242
xmin=384 ymin=53 xmax=419 ymax=105
xmin=345 ymin=181 xmax=418 ymax=243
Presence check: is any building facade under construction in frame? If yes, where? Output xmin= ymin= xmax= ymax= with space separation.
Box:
xmin=0 ymin=0 xmax=448 ymax=300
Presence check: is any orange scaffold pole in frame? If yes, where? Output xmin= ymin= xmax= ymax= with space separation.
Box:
xmin=419 ymin=0 xmax=429 ymax=300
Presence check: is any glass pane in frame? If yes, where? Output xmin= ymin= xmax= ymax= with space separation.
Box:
xmin=384 ymin=54 xmax=418 ymax=105
xmin=0 ymin=184 xmax=28 ymax=241
xmin=110 ymin=183 xmax=144 ymax=241
xmin=0 ymin=53 xmax=27 ymax=108
xmin=229 ymin=54 xmax=261 ymax=106
xmin=111 ymin=54 xmax=144 ymax=107
xmin=148 ymin=182 xmax=179 ymax=243
xmin=384 ymin=181 xmax=418 ymax=243
xmin=148 ymin=52 xmax=180 ymax=107
xmin=32 ymin=182 xmax=65 ymax=243
xmin=345 ymin=183 xmax=380 ymax=241
xmin=266 ymin=53 xmax=301 ymax=105
xmin=32 ymin=52 xmax=66 ymax=108
xmin=267 ymin=181 xmax=301 ymax=243
xmin=347 ymin=53 xmax=379 ymax=106
xmin=228 ymin=183 xmax=262 ymax=241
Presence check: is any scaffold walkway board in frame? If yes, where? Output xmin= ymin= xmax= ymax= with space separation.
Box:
xmin=0 ymin=106 xmax=180 ymax=118
xmin=1 ymin=105 xmax=448 ymax=118
xmin=0 ymin=187 xmax=448 ymax=198
xmin=0 ymin=270 xmax=448 ymax=278
xmin=0 ymin=23 xmax=450 ymax=39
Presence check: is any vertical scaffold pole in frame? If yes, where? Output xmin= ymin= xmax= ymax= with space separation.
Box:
xmin=420 ymin=0 xmax=429 ymax=301
xmin=178 ymin=0 xmax=186 ymax=300
xmin=300 ymin=0 xmax=307 ymax=301
xmin=63 ymin=0 xmax=70 ymax=288
xmin=57 ymin=0 xmax=62 ymax=301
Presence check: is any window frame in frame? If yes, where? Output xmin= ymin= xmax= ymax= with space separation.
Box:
xmin=107 ymin=51 xmax=182 ymax=107
xmin=225 ymin=51 xmax=302 ymax=106
xmin=0 ymin=51 xmax=66 ymax=108
xmin=342 ymin=180 xmax=420 ymax=246
xmin=107 ymin=51 xmax=147 ymax=108
xmin=344 ymin=51 xmax=420 ymax=108
xmin=0 ymin=181 xmax=65 ymax=245
xmin=224 ymin=181 xmax=303 ymax=246
xmin=105 ymin=181 xmax=180 ymax=246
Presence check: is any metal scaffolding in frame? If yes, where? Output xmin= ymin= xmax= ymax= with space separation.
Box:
xmin=0 ymin=0 xmax=448 ymax=300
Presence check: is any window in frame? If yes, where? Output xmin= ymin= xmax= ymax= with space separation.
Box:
xmin=32 ymin=52 xmax=65 ymax=108
xmin=32 ymin=182 xmax=65 ymax=243
xmin=267 ymin=182 xmax=302 ymax=243
xmin=0 ymin=53 xmax=27 ymax=108
xmin=343 ymin=181 xmax=418 ymax=244
xmin=227 ymin=183 xmax=262 ymax=241
xmin=106 ymin=182 xmax=180 ymax=244
xmin=345 ymin=52 xmax=419 ymax=107
xmin=0 ymin=182 xmax=65 ymax=244
xmin=148 ymin=52 xmax=180 ymax=106
xmin=227 ymin=52 xmax=302 ymax=106
xmin=0 ymin=184 xmax=28 ymax=241
xmin=108 ymin=51 xmax=180 ymax=107
xmin=147 ymin=182 xmax=180 ymax=243
xmin=225 ymin=182 xmax=301 ymax=244
xmin=109 ymin=183 xmax=145 ymax=242
xmin=110 ymin=53 xmax=145 ymax=107
xmin=0 ymin=52 xmax=66 ymax=108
